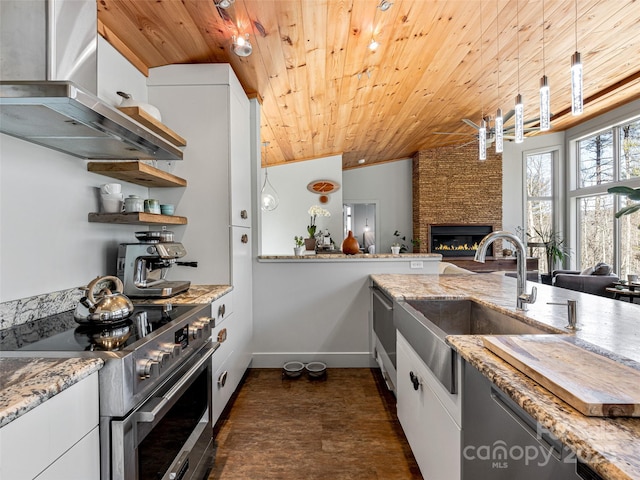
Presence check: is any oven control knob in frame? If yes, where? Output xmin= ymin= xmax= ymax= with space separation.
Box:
xmin=137 ymin=359 xmax=160 ymax=379
xmin=161 ymin=343 xmax=182 ymax=358
xmin=153 ymin=350 xmax=171 ymax=366
xmin=189 ymin=324 xmax=203 ymax=340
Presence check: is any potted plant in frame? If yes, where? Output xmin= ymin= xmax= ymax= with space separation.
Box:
xmin=608 ymin=185 xmax=640 ymax=270
xmin=306 ymin=205 xmax=331 ymax=250
xmin=393 ymin=230 xmax=421 ymax=253
xmin=527 ymin=225 xmax=571 ymax=280
xmin=294 ymin=236 xmax=305 ymax=256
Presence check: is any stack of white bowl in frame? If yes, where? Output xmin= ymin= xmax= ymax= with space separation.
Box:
xmin=100 ymin=183 xmax=124 ymax=213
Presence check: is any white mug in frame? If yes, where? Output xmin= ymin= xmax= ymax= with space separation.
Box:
xmin=628 ymin=274 xmax=639 ymax=284
xmin=101 ymin=192 xmax=124 ymax=213
xmin=100 ymin=183 xmax=122 ymax=195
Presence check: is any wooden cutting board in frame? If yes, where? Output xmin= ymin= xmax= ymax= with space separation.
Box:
xmin=482 ymin=335 xmax=640 ymax=417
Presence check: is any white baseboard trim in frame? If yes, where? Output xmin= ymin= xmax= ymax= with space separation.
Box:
xmin=251 ymin=352 xmax=377 ymax=368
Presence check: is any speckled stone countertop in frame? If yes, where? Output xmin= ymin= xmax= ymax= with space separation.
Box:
xmin=259 ymin=253 xmax=441 ymax=261
xmin=371 ymin=273 xmax=640 ymax=480
xmin=0 ymin=357 xmax=103 ymax=428
xmin=132 ymin=284 xmax=233 ymax=305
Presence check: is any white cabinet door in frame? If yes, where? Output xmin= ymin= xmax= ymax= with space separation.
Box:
xmin=35 ymin=427 xmax=100 ymax=480
xmin=397 ymin=332 xmax=461 ymax=480
xmin=229 ymin=85 xmax=251 ymax=228
xmin=0 ymin=373 xmax=99 ymax=480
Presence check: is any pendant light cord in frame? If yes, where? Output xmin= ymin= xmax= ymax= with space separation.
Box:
xmin=542 ymin=0 xmax=546 ymax=74
xmin=496 ymin=0 xmax=500 ymax=100
xmin=516 ymin=0 xmax=520 ymax=92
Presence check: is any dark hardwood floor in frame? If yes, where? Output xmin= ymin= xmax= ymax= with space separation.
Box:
xmin=209 ymin=368 xmax=423 ymax=479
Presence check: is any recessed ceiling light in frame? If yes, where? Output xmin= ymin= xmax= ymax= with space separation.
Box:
xmin=358 ymin=159 xmax=366 ymax=164
xmin=377 ymin=0 xmax=393 ymax=11
xmin=368 ymin=39 xmax=380 ymax=51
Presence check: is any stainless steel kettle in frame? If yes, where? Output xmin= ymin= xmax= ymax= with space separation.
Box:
xmin=74 ymin=276 xmax=134 ymax=324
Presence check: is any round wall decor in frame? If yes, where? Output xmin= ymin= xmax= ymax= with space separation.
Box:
xmin=307 ymin=179 xmax=340 ymax=195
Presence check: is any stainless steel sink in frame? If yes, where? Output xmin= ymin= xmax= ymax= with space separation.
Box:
xmin=405 ymin=299 xmax=559 ymax=337
xmin=394 ymin=299 xmax=561 ymax=394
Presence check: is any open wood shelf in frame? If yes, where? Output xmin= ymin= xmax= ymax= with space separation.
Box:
xmin=117 ymin=106 xmax=187 ymax=146
xmin=88 ymin=212 xmax=187 ymax=225
xmin=87 ymin=161 xmax=187 ymax=188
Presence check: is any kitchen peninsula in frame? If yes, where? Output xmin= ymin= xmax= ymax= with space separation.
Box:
xmin=371 ymin=272 xmax=640 ymax=480
xmin=253 ymin=253 xmax=441 ymax=367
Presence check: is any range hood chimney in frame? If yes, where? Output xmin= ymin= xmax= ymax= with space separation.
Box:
xmin=0 ymin=0 xmax=183 ymax=161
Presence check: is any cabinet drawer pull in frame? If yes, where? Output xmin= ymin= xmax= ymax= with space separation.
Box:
xmin=218 ymin=303 xmax=226 ymax=318
xmin=241 ymin=234 xmax=249 ymax=244
xmin=240 ymin=210 xmax=248 ymax=219
xmin=217 ymin=328 xmax=228 ymax=343
xmin=218 ymin=371 xmax=228 ymax=387
xmin=409 ymin=371 xmax=420 ymax=391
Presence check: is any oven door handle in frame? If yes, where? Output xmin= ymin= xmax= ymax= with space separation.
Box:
xmin=135 ymin=343 xmax=218 ymax=424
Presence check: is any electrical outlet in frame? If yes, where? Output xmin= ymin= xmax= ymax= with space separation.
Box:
xmin=410 ymin=261 xmax=423 ymax=269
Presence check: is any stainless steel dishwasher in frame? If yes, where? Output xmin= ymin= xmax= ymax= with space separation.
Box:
xmin=371 ymin=285 xmax=397 ymax=393
xmin=462 ymin=361 xmax=603 ymax=479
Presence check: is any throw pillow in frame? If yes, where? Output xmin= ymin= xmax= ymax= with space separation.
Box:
xmin=580 ymin=266 xmax=595 ymax=275
xmin=592 ymin=262 xmax=612 ymax=276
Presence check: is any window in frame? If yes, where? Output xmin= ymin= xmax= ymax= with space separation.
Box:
xmin=525 ymin=151 xmax=557 ymax=273
xmin=571 ymin=117 xmax=640 ymax=277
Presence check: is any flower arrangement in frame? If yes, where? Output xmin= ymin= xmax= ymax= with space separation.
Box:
xmin=294 ymin=236 xmax=305 ymax=247
xmin=308 ymin=205 xmax=331 ymax=238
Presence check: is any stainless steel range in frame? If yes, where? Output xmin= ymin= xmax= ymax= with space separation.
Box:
xmin=0 ymin=302 xmax=217 ymax=480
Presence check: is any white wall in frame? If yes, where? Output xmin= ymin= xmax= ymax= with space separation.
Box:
xmin=0 ymin=38 xmax=149 ymax=302
xmin=260 ymin=155 xmax=343 ymax=254
xmin=343 ymin=159 xmax=413 ymax=253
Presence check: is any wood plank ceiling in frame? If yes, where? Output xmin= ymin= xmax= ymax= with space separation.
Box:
xmin=97 ymin=0 xmax=640 ymax=169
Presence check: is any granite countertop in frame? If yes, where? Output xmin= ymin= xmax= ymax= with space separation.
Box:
xmin=370 ymin=272 xmax=640 ymax=480
xmin=132 ymin=284 xmax=233 ymax=305
xmin=259 ymin=253 xmax=441 ymax=261
xmin=0 ymin=357 xmax=103 ymax=428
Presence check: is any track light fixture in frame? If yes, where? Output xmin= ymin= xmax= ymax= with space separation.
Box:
xmin=215 ymin=0 xmax=234 ymax=9
xmin=232 ymin=34 xmax=252 ymax=57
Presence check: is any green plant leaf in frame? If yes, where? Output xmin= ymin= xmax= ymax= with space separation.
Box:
xmin=614 ymin=204 xmax=640 ymax=218
xmin=607 ymin=186 xmax=638 ymax=195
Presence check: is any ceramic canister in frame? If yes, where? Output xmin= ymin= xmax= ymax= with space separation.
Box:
xmin=124 ymin=195 xmax=144 ymax=213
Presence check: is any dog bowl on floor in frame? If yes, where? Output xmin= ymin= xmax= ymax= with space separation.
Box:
xmin=283 ymin=361 xmax=305 ymax=378
xmin=305 ymin=361 xmax=327 ymax=378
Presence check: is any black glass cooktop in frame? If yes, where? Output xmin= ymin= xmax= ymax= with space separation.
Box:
xmin=1 ymin=305 xmax=196 ymax=352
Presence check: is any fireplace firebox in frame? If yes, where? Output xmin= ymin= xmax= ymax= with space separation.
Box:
xmin=429 ymin=225 xmax=493 ymax=257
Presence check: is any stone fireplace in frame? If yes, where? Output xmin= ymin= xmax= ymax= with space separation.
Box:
xmin=429 ymin=224 xmax=493 ymax=257
xmin=412 ymin=144 xmax=502 ymax=255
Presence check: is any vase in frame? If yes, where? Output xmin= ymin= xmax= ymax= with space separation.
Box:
xmin=294 ymin=246 xmax=305 ymax=256
xmin=304 ymin=238 xmax=316 ymax=251
xmin=341 ymin=230 xmax=360 ymax=255
xmin=391 ymin=246 xmax=401 ymax=254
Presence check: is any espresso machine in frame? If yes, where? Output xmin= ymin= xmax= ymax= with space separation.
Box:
xmin=117 ymin=238 xmax=196 ymax=298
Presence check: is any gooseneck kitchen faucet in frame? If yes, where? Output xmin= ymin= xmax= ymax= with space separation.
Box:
xmin=474 ymin=231 xmax=537 ymax=311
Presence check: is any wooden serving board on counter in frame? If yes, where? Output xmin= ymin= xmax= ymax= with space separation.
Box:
xmin=482 ymin=335 xmax=640 ymax=417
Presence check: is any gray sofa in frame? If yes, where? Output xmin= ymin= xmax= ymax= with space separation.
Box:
xmin=552 ymin=263 xmax=619 ymax=298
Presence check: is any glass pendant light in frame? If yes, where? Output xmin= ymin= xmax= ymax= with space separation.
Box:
xmin=479 ymin=119 xmax=487 ymax=161
xmin=539 ymin=0 xmax=551 ymax=131
xmin=571 ymin=0 xmax=583 ymax=115
xmin=260 ymin=142 xmax=279 ymax=211
xmin=494 ymin=1 xmax=503 ymax=153
xmin=515 ymin=94 xmax=524 ymax=143
xmin=495 ymin=108 xmax=504 ymax=153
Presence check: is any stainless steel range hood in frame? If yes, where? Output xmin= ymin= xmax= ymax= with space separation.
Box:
xmin=0 ymin=0 xmax=183 ymax=161
xmin=0 ymin=81 xmax=184 ymax=160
